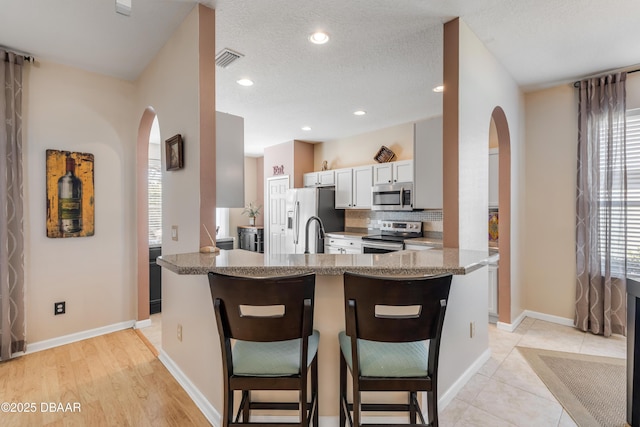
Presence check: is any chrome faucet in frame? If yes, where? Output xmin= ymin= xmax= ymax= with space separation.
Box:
xmin=304 ymin=216 xmax=326 ymax=254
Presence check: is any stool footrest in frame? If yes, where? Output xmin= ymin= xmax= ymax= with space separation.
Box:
xmin=248 ymin=402 xmax=300 ymax=411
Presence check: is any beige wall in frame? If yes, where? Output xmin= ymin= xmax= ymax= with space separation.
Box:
xmin=523 ymin=85 xmax=577 ymax=319
xmin=134 ymin=4 xmax=223 ymax=413
xmin=446 ymin=19 xmax=526 ymax=324
xmin=23 ymin=60 xmax=137 ymax=342
xmin=263 ymin=140 xmax=314 ymax=188
xmin=522 ymin=73 xmax=640 ymax=320
xmin=293 ymin=140 xmax=314 ymax=188
xmin=313 ymin=121 xmax=414 ymax=170
xmin=264 ymin=140 xmax=294 ymax=181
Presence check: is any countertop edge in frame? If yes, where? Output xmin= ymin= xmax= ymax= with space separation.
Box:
xmin=157 ymin=252 xmax=486 ymax=277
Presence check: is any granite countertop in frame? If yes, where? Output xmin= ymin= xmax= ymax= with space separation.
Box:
xmin=157 ymin=248 xmax=490 ymax=277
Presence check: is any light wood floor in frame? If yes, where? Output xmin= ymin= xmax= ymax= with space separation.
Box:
xmin=0 ymin=329 xmax=210 ymax=427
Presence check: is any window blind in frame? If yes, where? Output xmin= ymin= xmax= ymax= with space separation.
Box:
xmin=601 ymin=108 xmax=640 ymax=275
xmin=148 ymin=158 xmax=162 ymax=245
xmin=626 ymin=109 xmax=640 ymax=274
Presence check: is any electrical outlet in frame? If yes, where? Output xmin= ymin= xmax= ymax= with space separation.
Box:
xmin=54 ymin=301 xmax=66 ymax=315
xmin=470 ymin=321 xmax=476 ymax=338
xmin=177 ymin=324 xmax=183 ymax=342
xmin=171 ymin=225 xmax=179 ymax=241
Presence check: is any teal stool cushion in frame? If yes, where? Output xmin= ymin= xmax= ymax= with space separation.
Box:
xmin=339 ymin=330 xmax=429 ymax=377
xmin=233 ymin=330 xmax=320 ymax=376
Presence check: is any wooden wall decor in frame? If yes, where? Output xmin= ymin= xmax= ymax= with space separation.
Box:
xmin=46 ymin=149 xmax=95 ymax=238
xmin=165 ymin=134 xmax=184 ymax=171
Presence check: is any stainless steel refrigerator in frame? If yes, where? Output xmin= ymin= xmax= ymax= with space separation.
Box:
xmin=285 ymin=187 xmax=344 ymax=254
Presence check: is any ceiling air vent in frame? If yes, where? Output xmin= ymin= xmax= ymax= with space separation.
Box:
xmin=215 ymin=48 xmax=244 ymax=68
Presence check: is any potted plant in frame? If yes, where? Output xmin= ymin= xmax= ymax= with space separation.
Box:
xmin=242 ymin=202 xmax=262 ymax=226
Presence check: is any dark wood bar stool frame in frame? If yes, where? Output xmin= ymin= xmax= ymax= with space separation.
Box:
xmin=339 ymin=272 xmax=453 ymax=427
xmin=209 ymin=271 xmax=318 ymax=427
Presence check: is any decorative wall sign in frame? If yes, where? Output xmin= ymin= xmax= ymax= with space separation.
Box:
xmin=273 ymin=164 xmax=285 ymax=175
xmin=166 ymin=134 xmax=184 ymax=171
xmin=46 ymin=150 xmax=95 ymax=238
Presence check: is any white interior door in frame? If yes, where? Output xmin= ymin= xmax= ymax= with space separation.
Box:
xmin=267 ymin=176 xmax=289 ymax=254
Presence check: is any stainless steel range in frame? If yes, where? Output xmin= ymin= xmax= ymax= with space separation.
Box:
xmin=361 ymin=221 xmax=423 ymax=254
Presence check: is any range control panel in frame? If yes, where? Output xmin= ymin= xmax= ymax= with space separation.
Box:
xmin=380 ymin=221 xmax=422 ymax=235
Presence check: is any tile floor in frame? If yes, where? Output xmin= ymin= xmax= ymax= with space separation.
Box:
xmin=140 ymin=312 xmax=162 ymax=350
xmin=441 ymin=317 xmax=626 ymax=427
xmin=139 ymin=315 xmax=627 ymax=427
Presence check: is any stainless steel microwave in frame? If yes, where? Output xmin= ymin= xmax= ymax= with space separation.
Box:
xmin=371 ymin=182 xmax=414 ymax=211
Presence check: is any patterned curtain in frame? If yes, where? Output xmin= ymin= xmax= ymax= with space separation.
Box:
xmin=0 ymin=50 xmax=25 ymax=359
xmin=575 ymin=73 xmax=627 ymax=337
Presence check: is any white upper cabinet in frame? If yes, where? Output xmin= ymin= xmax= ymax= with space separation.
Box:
xmin=372 ymin=160 xmax=414 ymax=185
xmin=489 ymin=149 xmax=499 ymax=208
xmin=303 ymin=170 xmax=335 ymax=187
xmin=413 ymin=116 xmax=443 ymax=209
xmin=334 ymin=166 xmax=373 ymax=209
xmin=394 ymin=160 xmax=413 ymax=183
xmin=334 ymin=168 xmax=353 ymax=208
xmin=216 ymin=111 xmax=245 ymax=208
xmin=352 ymin=166 xmax=373 ymax=209
xmin=372 ymin=163 xmax=393 ymax=185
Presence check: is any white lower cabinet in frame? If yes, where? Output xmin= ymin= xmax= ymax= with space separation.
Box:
xmin=325 ymin=236 xmax=362 ymax=254
xmin=488 ymin=262 xmax=499 ymax=322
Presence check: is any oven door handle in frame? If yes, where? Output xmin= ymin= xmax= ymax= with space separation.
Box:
xmin=362 ymin=242 xmax=404 ymax=251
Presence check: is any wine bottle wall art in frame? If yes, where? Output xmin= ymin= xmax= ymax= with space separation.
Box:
xmin=46 ymin=149 xmax=95 ymax=238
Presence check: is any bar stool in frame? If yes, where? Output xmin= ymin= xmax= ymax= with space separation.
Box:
xmin=208 ymin=271 xmax=319 ymax=427
xmin=338 ymin=272 xmax=453 ymax=427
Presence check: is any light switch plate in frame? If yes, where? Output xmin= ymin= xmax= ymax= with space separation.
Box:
xmin=171 ymin=225 xmax=178 ymax=241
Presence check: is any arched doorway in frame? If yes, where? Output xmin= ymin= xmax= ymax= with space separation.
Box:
xmin=136 ymin=107 xmax=157 ymax=322
xmin=490 ymin=107 xmax=512 ymax=325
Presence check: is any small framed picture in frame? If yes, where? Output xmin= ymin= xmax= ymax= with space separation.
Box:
xmin=166 ymin=134 xmax=184 ymax=171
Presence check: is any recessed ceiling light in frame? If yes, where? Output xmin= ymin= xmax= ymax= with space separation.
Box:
xmin=302 ymin=126 xmax=312 ymax=131
xmin=309 ymin=32 xmax=330 ymax=45
xmin=237 ymin=78 xmax=254 ymax=87
xmin=353 ymin=110 xmax=366 ymax=116
xmin=433 ymin=85 xmax=444 ymax=93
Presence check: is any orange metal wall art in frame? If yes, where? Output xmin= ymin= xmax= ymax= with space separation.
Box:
xmin=46 ymin=149 xmax=95 ymax=238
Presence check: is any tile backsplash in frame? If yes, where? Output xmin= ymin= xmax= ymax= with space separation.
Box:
xmin=345 ymin=209 xmax=443 ymax=237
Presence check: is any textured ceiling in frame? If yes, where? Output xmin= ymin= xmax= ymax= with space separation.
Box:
xmin=2 ymin=0 xmax=640 ymax=156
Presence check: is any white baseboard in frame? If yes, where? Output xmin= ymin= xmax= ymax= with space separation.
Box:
xmin=26 ymin=320 xmax=136 ymax=354
xmin=497 ymin=310 xmax=574 ymax=332
xmin=159 ymin=350 xmax=221 ymax=427
xmin=497 ymin=310 xmax=526 ymax=332
xmin=155 ymin=348 xmax=491 ymax=427
xmin=135 ymin=318 xmax=152 ymax=329
xmin=522 ymin=310 xmax=574 ymax=327
xmin=436 ymin=347 xmax=491 ymax=410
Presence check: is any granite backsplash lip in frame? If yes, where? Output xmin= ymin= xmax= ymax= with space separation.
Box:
xmin=157 ymin=248 xmax=490 ymax=277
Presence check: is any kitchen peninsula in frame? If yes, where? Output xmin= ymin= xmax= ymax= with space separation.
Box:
xmin=157 ymin=249 xmax=490 ymax=425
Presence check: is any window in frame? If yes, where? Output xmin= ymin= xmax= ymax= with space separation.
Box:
xmin=626 ymin=109 xmax=640 ymax=274
xmin=216 ymin=208 xmax=229 ymax=238
xmin=149 ymin=117 xmax=162 ymax=246
xmin=604 ymin=109 xmax=640 ymax=275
